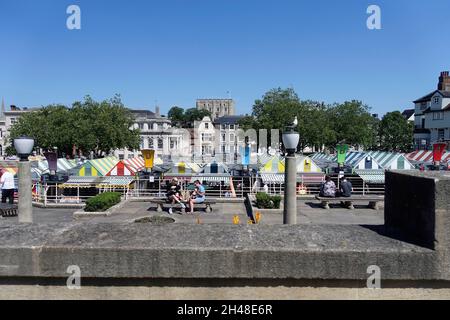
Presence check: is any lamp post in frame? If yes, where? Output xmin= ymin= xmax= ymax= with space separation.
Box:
xmin=282 ymin=122 xmax=299 ymax=225
xmin=14 ymin=136 xmax=34 ymax=223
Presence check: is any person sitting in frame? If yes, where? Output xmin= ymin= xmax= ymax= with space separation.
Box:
xmin=319 ymin=175 xmax=336 ymax=198
xmin=188 ymin=180 xmax=206 ymax=214
xmin=166 ymin=178 xmax=185 ymax=214
xmin=338 ymin=176 xmax=353 ymax=197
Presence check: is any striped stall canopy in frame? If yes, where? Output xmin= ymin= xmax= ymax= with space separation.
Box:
xmin=190 ymin=174 xmax=231 ymax=183
xmin=406 ymin=150 xmax=450 ymax=164
xmin=367 ymin=151 xmax=414 ymax=170
xmin=310 ymin=153 xmax=334 ymax=161
xmin=355 ymin=169 xmax=385 ymax=184
xmin=124 ymin=157 xmax=145 ymax=172
xmin=200 ymin=162 xmax=229 ymax=174
xmin=166 ymin=162 xmax=201 ymax=174
xmin=259 ymin=155 xmax=285 ymax=173
xmin=406 ymin=150 xmax=433 ymax=163
xmin=97 ymin=176 xmax=134 ymax=187
xmin=294 ymin=156 xmax=322 ymax=173
xmin=37 ymin=158 xmax=77 ymax=174
xmin=106 ymin=160 xmax=138 ymax=176
xmin=260 ymin=173 xmax=284 ymax=184
xmin=260 ymin=173 xmax=325 ymax=184
xmin=0 ymin=161 xmax=19 ymax=175
xmin=59 ymin=176 xmax=104 ymax=188
xmin=332 ymin=151 xmax=382 ymax=170
xmin=78 ymin=156 xmax=118 ymax=177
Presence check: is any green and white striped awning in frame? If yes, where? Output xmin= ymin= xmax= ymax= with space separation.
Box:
xmin=355 ymin=169 xmax=385 ymax=184
xmin=190 ymin=175 xmax=231 ymax=183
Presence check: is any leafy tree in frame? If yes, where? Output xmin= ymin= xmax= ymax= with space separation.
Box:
xmin=328 ymin=100 xmax=376 ymax=149
xmin=184 ymin=108 xmax=212 ymax=125
xmin=7 ymin=95 xmax=140 ymax=158
xmin=168 ymin=106 xmax=185 ymax=126
xmin=378 ymin=111 xmax=413 ymax=152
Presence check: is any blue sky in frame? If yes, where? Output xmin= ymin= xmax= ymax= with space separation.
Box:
xmin=1 ymin=0 xmax=449 ymax=116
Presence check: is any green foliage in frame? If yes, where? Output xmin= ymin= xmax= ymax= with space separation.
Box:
xmin=255 ymin=192 xmax=282 ymax=209
xmin=167 ymin=106 xmax=212 ymax=128
xmin=168 ymin=106 xmax=185 ymax=126
xmin=84 ymin=192 xmax=121 ymax=212
xmin=8 ymin=95 xmax=140 ymax=157
xmin=240 ymin=88 xmax=382 ymax=151
xmin=378 ymin=111 xmax=414 ymax=152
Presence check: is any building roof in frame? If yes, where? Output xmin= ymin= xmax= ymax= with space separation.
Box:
xmin=213 ymin=115 xmax=245 ymax=125
xmin=414 ymin=90 xmax=450 ymax=103
xmin=402 ymin=109 xmax=415 ymax=119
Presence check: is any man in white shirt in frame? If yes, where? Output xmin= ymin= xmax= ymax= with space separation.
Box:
xmin=0 ymin=168 xmax=16 ymax=204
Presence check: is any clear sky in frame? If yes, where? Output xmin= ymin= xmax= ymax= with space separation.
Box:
xmin=1 ymin=0 xmax=449 ymax=116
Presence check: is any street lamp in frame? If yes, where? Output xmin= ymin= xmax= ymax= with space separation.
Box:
xmin=282 ymin=122 xmax=299 ymax=225
xmin=14 ymin=136 xmax=35 ymax=223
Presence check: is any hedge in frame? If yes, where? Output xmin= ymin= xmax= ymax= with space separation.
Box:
xmin=84 ymin=192 xmax=122 ymax=212
xmin=255 ymin=192 xmax=282 ymax=209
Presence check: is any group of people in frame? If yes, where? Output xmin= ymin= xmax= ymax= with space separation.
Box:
xmin=166 ymin=178 xmax=205 ymax=215
xmin=319 ymin=175 xmax=353 ymax=198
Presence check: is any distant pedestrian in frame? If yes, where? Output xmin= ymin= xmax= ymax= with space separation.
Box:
xmin=0 ymin=168 xmax=15 ymax=204
xmin=319 ymin=175 xmax=336 ymax=198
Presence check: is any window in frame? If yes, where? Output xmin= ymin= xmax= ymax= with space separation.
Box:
xmin=202 ymin=133 xmax=213 ymax=142
xmin=229 ymin=124 xmax=235 ymax=130
xmin=230 ymin=133 xmax=235 ymax=142
xmin=170 ymin=138 xmax=176 ymax=149
xmin=148 ymin=138 xmax=154 ymax=149
xmin=433 ymin=112 xmax=444 ymax=120
xmin=222 ymin=134 xmax=226 ymax=142
xmin=158 ymin=138 xmax=163 ymax=149
xmin=205 ymin=123 xmax=209 ymax=129
xmin=222 ymin=145 xmax=226 ymax=153
xmin=438 ymin=129 xmax=445 ymax=141
xmin=434 ymin=97 xmax=440 ymax=104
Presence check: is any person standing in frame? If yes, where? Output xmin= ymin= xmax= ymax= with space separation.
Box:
xmin=0 ymin=168 xmax=16 ymax=204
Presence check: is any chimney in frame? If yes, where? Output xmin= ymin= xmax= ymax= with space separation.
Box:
xmin=438 ymin=71 xmax=450 ymax=91
xmin=155 ymin=105 xmax=160 ymax=117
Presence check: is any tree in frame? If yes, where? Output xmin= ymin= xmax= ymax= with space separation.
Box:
xmin=184 ymin=108 xmax=212 ymax=126
xmin=168 ymin=106 xmax=185 ymax=126
xmin=328 ymin=100 xmax=377 ymax=149
xmin=240 ymin=88 xmax=379 ymax=152
xmin=7 ymin=95 xmax=140 ymax=158
xmin=378 ymin=111 xmax=413 ymax=152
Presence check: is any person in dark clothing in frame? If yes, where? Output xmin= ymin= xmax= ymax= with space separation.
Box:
xmin=166 ymin=178 xmax=186 ymax=214
xmin=339 ymin=177 xmax=353 ymax=197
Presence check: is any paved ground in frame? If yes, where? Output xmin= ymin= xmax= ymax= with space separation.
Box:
xmin=0 ymin=200 xmax=384 ymax=225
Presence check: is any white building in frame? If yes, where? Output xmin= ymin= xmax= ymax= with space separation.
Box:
xmin=0 ymin=100 xmax=37 ymax=158
xmin=114 ymin=107 xmax=189 ymax=161
xmin=413 ymin=71 xmax=450 ymax=150
xmin=213 ymin=115 xmax=246 ymax=163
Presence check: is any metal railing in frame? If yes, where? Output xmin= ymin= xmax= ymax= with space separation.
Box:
xmin=31 ymin=175 xmax=385 ymax=206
